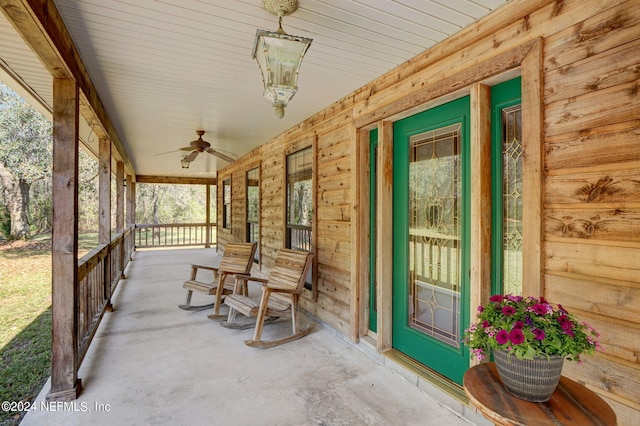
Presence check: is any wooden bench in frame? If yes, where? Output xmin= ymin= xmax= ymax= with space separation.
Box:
xmin=178 ymin=242 xmax=257 ymax=318
xmin=222 ymin=248 xmax=314 ymax=348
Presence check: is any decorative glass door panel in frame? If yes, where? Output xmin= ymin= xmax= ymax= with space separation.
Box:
xmin=501 ymin=105 xmax=523 ymax=295
xmin=491 ymin=77 xmax=523 ymax=296
xmin=408 ymin=124 xmax=461 ymax=346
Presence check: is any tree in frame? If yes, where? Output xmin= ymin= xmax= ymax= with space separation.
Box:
xmin=0 ymin=82 xmax=52 ymax=239
xmin=135 ymin=183 xmax=209 ymax=224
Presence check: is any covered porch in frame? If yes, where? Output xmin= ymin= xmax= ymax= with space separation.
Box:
xmin=23 ymin=247 xmax=481 ymax=425
xmin=1 ymin=0 xmax=639 ymax=424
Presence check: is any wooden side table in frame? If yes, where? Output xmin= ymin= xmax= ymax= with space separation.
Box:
xmin=463 ymin=363 xmax=617 ymax=426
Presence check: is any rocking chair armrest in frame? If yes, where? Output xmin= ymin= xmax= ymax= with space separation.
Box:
xmin=232 ymin=274 xmax=268 ymax=284
xmin=263 ymin=284 xmax=299 ymax=294
xmin=190 ymin=264 xmax=219 ymax=272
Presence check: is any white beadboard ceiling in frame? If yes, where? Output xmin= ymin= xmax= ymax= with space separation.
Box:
xmin=0 ymin=0 xmax=507 ymax=178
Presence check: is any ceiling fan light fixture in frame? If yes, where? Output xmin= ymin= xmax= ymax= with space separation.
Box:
xmin=252 ymin=0 xmax=312 ymax=119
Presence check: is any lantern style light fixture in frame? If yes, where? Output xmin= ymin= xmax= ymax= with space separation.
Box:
xmin=181 ymin=156 xmax=190 ymax=169
xmin=252 ymin=0 xmax=312 ymax=119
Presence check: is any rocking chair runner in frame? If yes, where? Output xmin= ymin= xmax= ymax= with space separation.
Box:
xmin=222 ymin=248 xmax=314 ymax=348
xmin=179 ymin=242 xmax=257 ymax=317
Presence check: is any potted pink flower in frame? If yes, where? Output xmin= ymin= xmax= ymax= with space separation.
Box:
xmin=463 ymin=294 xmax=602 ymax=402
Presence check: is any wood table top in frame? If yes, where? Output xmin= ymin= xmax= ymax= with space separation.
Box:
xmin=463 ymin=362 xmax=617 ymax=426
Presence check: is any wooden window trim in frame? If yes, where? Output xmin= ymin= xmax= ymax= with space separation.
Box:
xmin=246 ymin=165 xmax=261 ymax=265
xmin=222 ymin=177 xmax=232 ymax=230
xmin=283 ymin=139 xmax=318 ymax=299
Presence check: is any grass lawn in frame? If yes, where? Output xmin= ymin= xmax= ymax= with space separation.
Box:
xmin=0 ymin=233 xmax=97 ymax=426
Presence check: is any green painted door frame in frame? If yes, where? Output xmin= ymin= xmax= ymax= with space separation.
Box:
xmin=369 ymin=129 xmax=378 ymax=332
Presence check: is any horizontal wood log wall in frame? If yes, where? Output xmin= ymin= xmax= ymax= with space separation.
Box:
xmin=217 ymin=0 xmax=640 ymax=423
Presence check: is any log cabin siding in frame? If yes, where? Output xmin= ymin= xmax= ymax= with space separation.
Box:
xmin=217 ymin=0 xmax=640 ymax=422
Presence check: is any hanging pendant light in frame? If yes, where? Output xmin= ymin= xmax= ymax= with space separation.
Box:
xmin=181 ymin=156 xmax=190 ymax=169
xmin=252 ymin=0 xmax=312 ymax=119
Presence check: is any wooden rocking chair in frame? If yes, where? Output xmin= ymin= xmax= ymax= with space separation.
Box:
xmin=178 ymin=242 xmax=257 ymax=318
xmin=222 ymin=248 xmax=314 ymax=348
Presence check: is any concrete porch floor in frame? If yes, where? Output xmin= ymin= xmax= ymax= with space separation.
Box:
xmin=24 ymin=248 xmax=484 ymax=425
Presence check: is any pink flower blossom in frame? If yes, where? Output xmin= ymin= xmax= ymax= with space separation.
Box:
xmin=509 ymin=329 xmax=525 ymax=345
xmin=531 ymin=303 xmax=550 ymax=315
xmin=502 ymin=306 xmax=516 ymax=316
xmin=533 ymin=328 xmax=546 ymax=340
xmin=495 ymin=329 xmax=510 ymax=345
xmin=489 ymin=294 xmax=504 ymax=303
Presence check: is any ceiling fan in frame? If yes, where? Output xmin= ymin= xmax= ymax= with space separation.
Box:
xmin=180 ymin=130 xmax=235 ymax=163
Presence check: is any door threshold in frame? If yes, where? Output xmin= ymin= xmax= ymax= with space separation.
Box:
xmin=384 ymin=349 xmax=468 ymax=404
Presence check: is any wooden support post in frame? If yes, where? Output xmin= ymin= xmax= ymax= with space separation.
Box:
xmin=311 ymin=136 xmax=319 ymax=302
xmin=469 ymin=83 xmax=492 ymax=366
xmin=98 ymin=137 xmax=112 ymax=309
xmin=47 ymin=78 xmax=81 ymax=402
xmin=126 ymin=176 xmax=135 ymax=256
xmin=377 ymin=121 xmax=394 ymax=352
xmin=116 ymin=161 xmax=124 ymax=278
xmin=354 ymin=128 xmax=372 ymax=339
xmin=521 ymin=39 xmax=544 ymax=298
xmin=126 ymin=174 xmax=134 ymax=228
xmin=205 ymin=183 xmax=211 ymax=248
xmin=349 ymin=126 xmax=362 ymax=342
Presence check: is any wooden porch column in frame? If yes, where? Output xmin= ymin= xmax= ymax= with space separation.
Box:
xmin=469 ymin=83 xmax=492 ymax=366
xmin=47 ymin=78 xmax=81 ymax=401
xmin=126 ymin=175 xmax=134 ymax=227
xmin=116 ymin=161 xmax=125 ymax=277
xmin=127 ymin=177 xmax=136 ymax=255
xmin=377 ymin=120 xmax=394 ymax=352
xmin=205 ymin=183 xmax=211 ymax=248
xmin=98 ymin=137 xmax=112 ymax=308
xmin=353 ymin=127 xmax=370 ymax=340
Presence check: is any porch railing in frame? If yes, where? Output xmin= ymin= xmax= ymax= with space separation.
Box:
xmin=76 ymin=243 xmax=109 ymax=365
xmin=75 ymin=226 xmax=135 ymax=366
xmin=73 ymin=223 xmax=213 ymax=375
xmin=134 ymin=222 xmax=216 ymax=248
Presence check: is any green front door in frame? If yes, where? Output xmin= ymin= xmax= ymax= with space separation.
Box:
xmin=392 ymin=96 xmax=470 ymax=385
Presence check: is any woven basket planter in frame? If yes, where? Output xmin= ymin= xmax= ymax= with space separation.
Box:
xmin=493 ymin=349 xmax=564 ymax=402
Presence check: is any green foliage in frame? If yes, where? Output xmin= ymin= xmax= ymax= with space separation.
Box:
xmin=0 ymin=83 xmax=52 ymax=183
xmin=464 ymin=294 xmax=602 ymax=362
xmin=78 ymin=150 xmax=99 ymax=233
xmin=135 ymin=183 xmax=211 ymax=224
xmin=0 ymin=82 xmax=52 ymax=239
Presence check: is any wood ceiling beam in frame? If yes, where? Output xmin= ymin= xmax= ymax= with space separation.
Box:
xmin=136 ymin=175 xmax=217 ymax=186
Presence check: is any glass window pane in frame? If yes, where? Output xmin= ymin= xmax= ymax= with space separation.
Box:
xmin=247 ymin=168 xmax=259 ymax=223
xmin=223 ymin=178 xmax=231 ymax=229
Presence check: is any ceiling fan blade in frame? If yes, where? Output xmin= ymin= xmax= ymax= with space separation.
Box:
xmin=179 ymin=146 xmax=194 ymax=151
xmin=154 ymin=149 xmax=182 ymax=156
xmin=185 ymin=150 xmax=199 ymax=162
xmin=205 ymin=147 xmax=235 ymax=163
